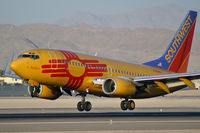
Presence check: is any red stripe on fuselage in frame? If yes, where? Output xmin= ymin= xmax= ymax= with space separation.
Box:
xmin=45 ymin=50 xmax=106 ymax=89
xmin=42 ymin=69 xmax=66 ymax=73
xmin=42 ymin=64 xmax=66 ymax=69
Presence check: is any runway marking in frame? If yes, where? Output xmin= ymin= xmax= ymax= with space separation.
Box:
xmin=1 ymin=120 xmax=200 ymax=125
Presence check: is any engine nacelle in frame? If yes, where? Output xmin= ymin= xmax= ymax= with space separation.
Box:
xmin=102 ymin=77 xmax=136 ymax=97
xmin=28 ymin=85 xmax=62 ymax=100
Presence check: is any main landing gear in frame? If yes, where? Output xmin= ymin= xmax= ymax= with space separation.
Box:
xmin=77 ymin=94 xmax=92 ymax=112
xmin=120 ymin=99 xmax=135 ymax=111
xmin=76 ymin=94 xmax=135 ymax=112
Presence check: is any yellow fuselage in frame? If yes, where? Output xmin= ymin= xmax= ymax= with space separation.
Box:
xmin=11 ymin=49 xmax=185 ymax=98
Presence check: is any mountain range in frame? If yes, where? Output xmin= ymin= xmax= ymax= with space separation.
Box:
xmin=0 ymin=4 xmax=200 ymax=72
xmin=55 ymin=4 xmax=198 ymax=30
xmin=0 ymin=24 xmax=200 ymax=72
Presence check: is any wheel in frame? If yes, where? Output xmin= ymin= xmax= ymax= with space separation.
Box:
xmin=77 ymin=101 xmax=84 ymax=111
xmin=84 ymin=101 xmax=92 ymax=111
xmin=28 ymin=85 xmax=35 ymax=97
xmin=127 ymin=100 xmax=135 ymax=110
xmin=120 ymin=100 xmax=128 ymax=110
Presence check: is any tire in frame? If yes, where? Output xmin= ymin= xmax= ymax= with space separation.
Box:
xmin=127 ymin=100 xmax=135 ymax=110
xmin=120 ymin=100 xmax=128 ymax=110
xmin=77 ymin=101 xmax=84 ymax=111
xmin=84 ymin=101 xmax=92 ymax=111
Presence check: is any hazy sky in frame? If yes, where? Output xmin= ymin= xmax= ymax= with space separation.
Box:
xmin=0 ymin=0 xmax=200 ymax=25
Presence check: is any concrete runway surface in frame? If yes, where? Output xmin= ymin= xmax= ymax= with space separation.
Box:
xmin=0 ymin=110 xmax=200 ymax=132
xmin=0 ymin=93 xmax=200 ymax=132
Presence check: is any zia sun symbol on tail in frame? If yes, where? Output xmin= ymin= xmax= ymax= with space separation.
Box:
xmin=41 ymin=51 xmax=107 ymax=89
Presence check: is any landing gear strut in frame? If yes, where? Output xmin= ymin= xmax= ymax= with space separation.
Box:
xmin=77 ymin=94 xmax=92 ymax=112
xmin=120 ymin=99 xmax=135 ymax=111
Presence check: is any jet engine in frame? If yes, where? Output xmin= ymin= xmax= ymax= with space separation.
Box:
xmin=28 ymin=85 xmax=62 ymax=100
xmin=102 ymin=77 xmax=136 ymax=97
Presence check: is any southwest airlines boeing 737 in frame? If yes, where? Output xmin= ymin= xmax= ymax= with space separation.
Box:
xmin=9 ymin=10 xmax=200 ymax=111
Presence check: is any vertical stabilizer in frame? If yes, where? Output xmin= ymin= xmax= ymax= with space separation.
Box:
xmin=143 ymin=10 xmax=197 ymax=73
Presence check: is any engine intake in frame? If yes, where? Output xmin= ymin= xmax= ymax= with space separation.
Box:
xmin=102 ymin=77 xmax=136 ymax=97
xmin=28 ymin=85 xmax=62 ymax=100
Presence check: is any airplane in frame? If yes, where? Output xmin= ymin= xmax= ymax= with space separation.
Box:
xmin=10 ymin=10 xmax=199 ymax=111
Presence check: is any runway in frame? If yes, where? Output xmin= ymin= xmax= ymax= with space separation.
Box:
xmin=1 ymin=96 xmax=200 ymax=132
xmin=1 ymin=108 xmax=200 ymax=132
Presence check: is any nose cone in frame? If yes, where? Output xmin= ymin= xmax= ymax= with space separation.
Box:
xmin=10 ymin=59 xmax=27 ymax=79
xmin=10 ymin=60 xmax=18 ymax=74
xmin=10 ymin=61 xmax=16 ymax=71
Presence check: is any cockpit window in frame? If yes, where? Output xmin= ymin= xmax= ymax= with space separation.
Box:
xmin=18 ymin=54 xmax=40 ymax=60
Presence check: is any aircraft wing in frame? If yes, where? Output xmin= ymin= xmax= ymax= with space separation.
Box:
xmin=93 ymin=72 xmax=200 ymax=94
xmin=134 ymin=72 xmax=200 ymax=83
xmin=132 ymin=72 xmax=200 ymax=93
